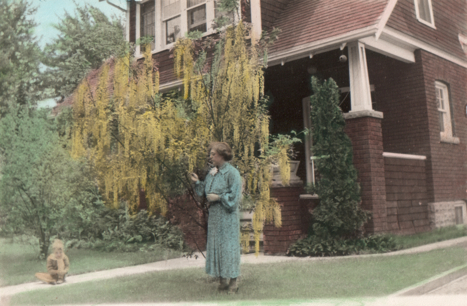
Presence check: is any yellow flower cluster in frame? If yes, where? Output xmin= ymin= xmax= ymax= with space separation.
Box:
xmin=71 ymin=23 xmax=289 ymax=255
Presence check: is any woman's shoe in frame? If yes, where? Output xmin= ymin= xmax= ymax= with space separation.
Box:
xmin=218 ymin=278 xmax=229 ymax=291
xmin=228 ymin=278 xmax=237 ymax=294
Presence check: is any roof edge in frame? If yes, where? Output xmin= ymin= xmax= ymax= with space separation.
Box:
xmin=268 ymin=26 xmax=378 ymax=66
xmin=375 ymin=0 xmax=399 ymax=40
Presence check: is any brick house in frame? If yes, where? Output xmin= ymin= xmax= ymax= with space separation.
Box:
xmin=76 ymin=0 xmax=467 ymax=254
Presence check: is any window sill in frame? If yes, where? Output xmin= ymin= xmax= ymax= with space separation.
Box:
xmin=440 ymin=135 xmax=460 ymax=144
xmin=299 ymin=194 xmax=319 ymax=200
xmin=416 ymin=17 xmax=436 ymax=29
xmin=135 ymin=27 xmax=221 ymax=59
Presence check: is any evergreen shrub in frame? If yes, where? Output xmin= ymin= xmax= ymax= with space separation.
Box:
xmin=287 ymin=77 xmax=394 ymax=256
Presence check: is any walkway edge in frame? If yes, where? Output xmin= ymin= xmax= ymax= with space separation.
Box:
xmin=390 ymin=263 xmax=467 ymax=296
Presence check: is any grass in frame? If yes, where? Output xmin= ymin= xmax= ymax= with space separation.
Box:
xmin=9 ymin=247 xmax=467 ymax=305
xmin=392 ymin=225 xmax=467 ymax=250
xmin=0 ymin=238 xmax=184 ymax=287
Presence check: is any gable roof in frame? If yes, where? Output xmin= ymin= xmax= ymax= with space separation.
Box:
xmin=268 ymin=0 xmax=394 ymax=65
xmin=386 ymin=0 xmax=467 ymax=60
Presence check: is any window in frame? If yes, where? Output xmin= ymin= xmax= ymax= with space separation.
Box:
xmin=455 ymin=206 xmax=464 ymax=225
xmin=459 ymin=34 xmax=467 ymax=55
xmin=187 ymin=0 xmax=207 ymax=33
xmin=414 ymin=0 xmax=435 ymax=28
xmin=141 ymin=1 xmax=156 ymax=51
xmin=162 ymin=0 xmax=182 ymax=44
xmin=435 ymin=82 xmax=455 ymax=140
xmin=137 ymin=0 xmax=238 ymax=55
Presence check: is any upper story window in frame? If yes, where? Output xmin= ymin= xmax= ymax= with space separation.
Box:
xmin=137 ymin=0 xmax=238 ymax=55
xmin=187 ymin=0 xmax=207 ymax=33
xmin=459 ymin=34 xmax=467 ymax=55
xmin=414 ymin=0 xmax=435 ymax=28
xmin=141 ymin=1 xmax=156 ymax=51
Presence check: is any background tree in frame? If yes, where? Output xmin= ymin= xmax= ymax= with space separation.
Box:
xmin=42 ymin=3 xmax=127 ymax=99
xmin=0 ymin=106 xmax=101 ymax=258
xmin=0 ymin=0 xmax=43 ymax=114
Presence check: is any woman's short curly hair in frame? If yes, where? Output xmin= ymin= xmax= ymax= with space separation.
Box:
xmin=208 ymin=142 xmax=233 ymax=161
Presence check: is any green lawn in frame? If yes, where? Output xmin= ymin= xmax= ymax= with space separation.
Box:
xmin=393 ymin=225 xmax=467 ymax=250
xmin=0 ymin=238 xmax=184 ymax=287
xmin=9 ymin=247 xmax=467 ymax=305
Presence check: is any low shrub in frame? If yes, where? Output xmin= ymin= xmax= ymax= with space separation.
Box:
xmin=287 ymin=234 xmax=396 ymax=257
xmin=61 ymin=202 xmax=187 ymax=253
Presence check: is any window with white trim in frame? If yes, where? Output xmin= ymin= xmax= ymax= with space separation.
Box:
xmin=435 ymin=81 xmax=453 ymax=138
xmin=141 ymin=1 xmax=156 ymax=51
xmin=459 ymin=33 xmax=467 ymax=55
xmin=137 ymin=0 xmax=238 ymax=55
xmin=414 ymin=0 xmax=435 ymax=28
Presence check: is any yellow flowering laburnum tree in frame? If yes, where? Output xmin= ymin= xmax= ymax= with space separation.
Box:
xmin=71 ymin=20 xmax=297 ymax=255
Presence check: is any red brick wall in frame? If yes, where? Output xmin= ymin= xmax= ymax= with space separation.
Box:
xmin=263 ymin=187 xmax=310 ymax=254
xmin=166 ymin=195 xmax=207 ymax=251
xmin=344 ymin=116 xmax=388 ymax=234
xmin=387 ymin=0 xmax=467 ymax=60
xmin=419 ymin=51 xmax=467 ymax=202
xmin=367 ymin=50 xmax=431 ymax=157
xmin=367 ymin=49 xmax=467 ymax=203
xmin=384 ymin=157 xmax=430 ymax=234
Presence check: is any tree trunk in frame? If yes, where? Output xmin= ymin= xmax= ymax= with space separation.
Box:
xmin=38 ymin=228 xmax=49 ymax=259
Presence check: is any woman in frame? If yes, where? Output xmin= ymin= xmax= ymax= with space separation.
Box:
xmin=35 ymin=239 xmax=70 ymax=285
xmin=191 ymin=142 xmax=242 ymax=294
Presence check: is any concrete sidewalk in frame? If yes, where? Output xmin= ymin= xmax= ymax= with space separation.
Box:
xmin=1 ymin=236 xmax=467 ymax=299
xmin=15 ymin=296 xmax=467 ymax=306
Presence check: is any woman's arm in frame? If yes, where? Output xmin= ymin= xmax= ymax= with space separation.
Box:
xmin=194 ymin=180 xmax=206 ymax=197
xmin=219 ymin=168 xmax=242 ymax=213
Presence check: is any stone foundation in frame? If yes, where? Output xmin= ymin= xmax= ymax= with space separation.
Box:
xmin=429 ymin=201 xmax=467 ymax=228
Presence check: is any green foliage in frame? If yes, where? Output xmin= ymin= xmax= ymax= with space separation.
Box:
xmin=0 ymin=0 xmax=44 ymax=113
xmin=307 ymin=77 xmax=369 ymax=238
xmin=64 ymin=202 xmax=186 ymax=252
xmin=289 ymin=77 xmax=372 ymax=257
xmin=0 ymin=106 xmax=101 ymax=258
xmin=287 ymin=234 xmax=396 ymax=257
xmin=42 ymin=3 xmax=127 ymax=98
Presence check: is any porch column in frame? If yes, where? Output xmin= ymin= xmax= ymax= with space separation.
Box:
xmin=135 ymin=3 xmax=141 ymax=56
xmin=250 ymin=0 xmax=262 ymax=42
xmin=348 ymin=41 xmax=373 ymax=112
xmin=345 ymin=41 xmax=388 ymax=234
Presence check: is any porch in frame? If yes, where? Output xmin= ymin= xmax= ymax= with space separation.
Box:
xmin=261 ymin=43 xmax=433 ymax=254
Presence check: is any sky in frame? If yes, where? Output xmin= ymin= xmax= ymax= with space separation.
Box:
xmin=31 ymin=0 xmax=127 ymax=108
xmin=32 ymin=0 xmax=127 ymax=48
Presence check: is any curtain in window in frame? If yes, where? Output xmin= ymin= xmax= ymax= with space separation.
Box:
xmin=418 ymin=0 xmax=432 ymax=23
xmin=141 ymin=1 xmax=156 ymax=50
xmin=187 ymin=0 xmax=205 ymax=8
xmin=188 ymin=5 xmax=207 ymax=32
xmin=436 ymin=86 xmax=446 ymax=132
xmin=163 ymin=0 xmax=181 ymax=19
xmin=166 ymin=16 xmax=181 ymax=44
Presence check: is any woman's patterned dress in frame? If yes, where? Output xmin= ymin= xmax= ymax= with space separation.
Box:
xmin=195 ymin=162 xmax=242 ymax=278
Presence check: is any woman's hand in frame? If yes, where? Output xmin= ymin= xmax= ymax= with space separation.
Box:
xmin=206 ymin=194 xmax=220 ymax=202
xmin=190 ymin=173 xmax=199 ymax=182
